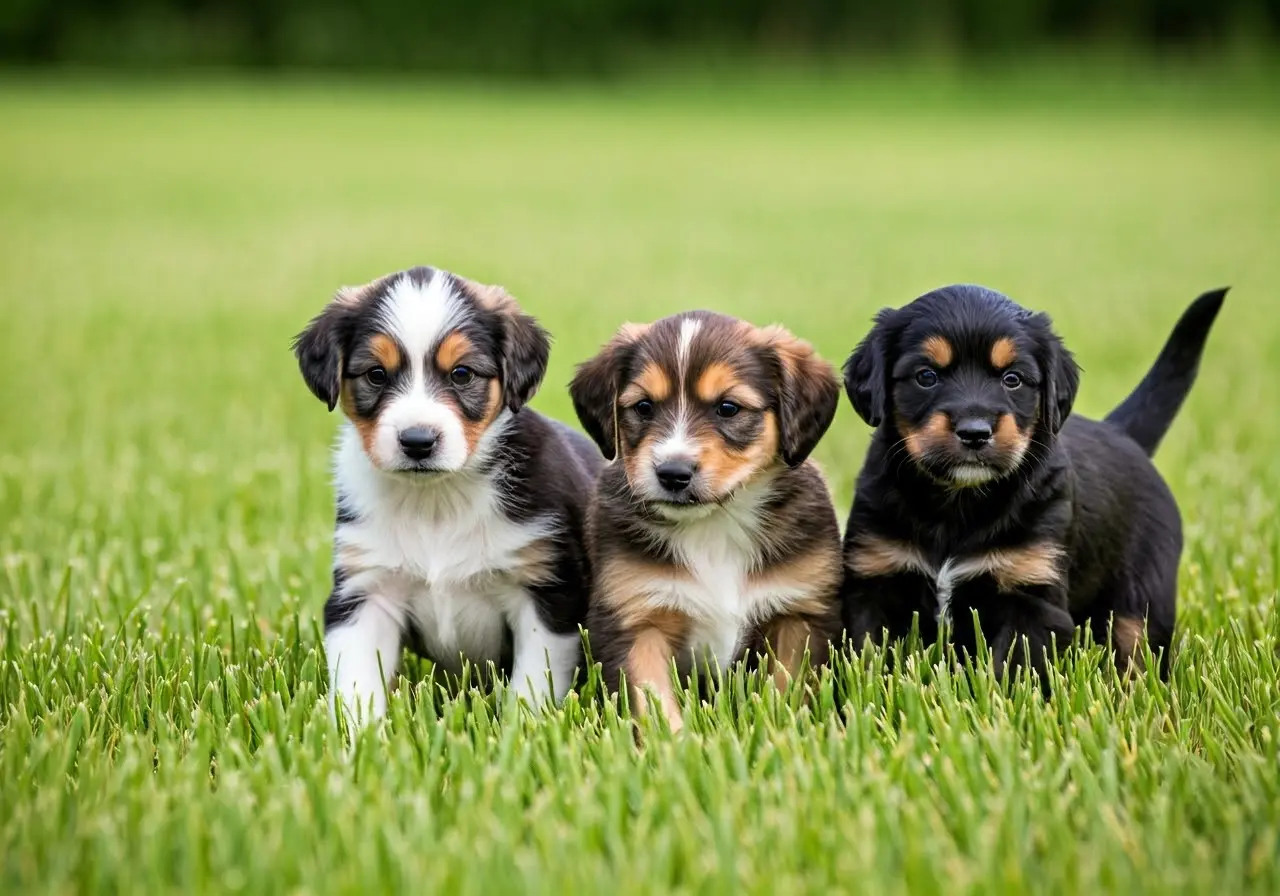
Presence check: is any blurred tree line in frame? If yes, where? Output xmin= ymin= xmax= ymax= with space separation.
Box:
xmin=2 ymin=0 xmax=1276 ymax=73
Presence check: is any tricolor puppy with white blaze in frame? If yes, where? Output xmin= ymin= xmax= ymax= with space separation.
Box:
xmin=570 ymin=311 xmax=843 ymax=732
xmin=294 ymin=266 xmax=602 ymax=722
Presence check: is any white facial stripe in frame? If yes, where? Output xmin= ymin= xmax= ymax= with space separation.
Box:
xmin=676 ymin=317 xmax=702 ymax=419
xmin=677 ymin=317 xmax=701 ymax=377
xmin=362 ymin=271 xmax=483 ymax=472
xmin=378 ymin=271 xmax=467 ymax=374
xmin=653 ymin=419 xmax=697 ymax=464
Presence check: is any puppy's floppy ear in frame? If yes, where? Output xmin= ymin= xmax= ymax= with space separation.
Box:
xmin=292 ymin=288 xmax=362 ymax=411
xmin=458 ymin=277 xmax=550 ymax=412
xmin=499 ymin=302 xmax=551 ymax=412
xmin=1032 ymin=312 xmax=1080 ymax=434
xmin=761 ymin=326 xmax=840 ymax=467
xmin=569 ymin=325 xmax=644 ymax=461
xmin=842 ymin=308 xmax=900 ymax=428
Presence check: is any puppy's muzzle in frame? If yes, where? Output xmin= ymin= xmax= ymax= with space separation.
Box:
xmin=954 ymin=417 xmax=994 ymax=450
xmin=655 ymin=460 xmax=696 ymax=495
xmin=398 ymin=426 xmax=440 ymax=461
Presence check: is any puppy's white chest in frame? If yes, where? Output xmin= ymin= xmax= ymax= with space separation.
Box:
xmin=336 ymin=435 xmax=552 ymax=663
xmin=654 ymin=518 xmax=785 ymax=667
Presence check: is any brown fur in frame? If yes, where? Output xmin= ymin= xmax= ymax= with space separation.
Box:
xmin=760 ymin=615 xmax=819 ymax=689
xmin=990 ymin=336 xmax=1018 ymax=369
xmin=512 ymin=537 xmax=559 ymax=589
xmin=1113 ymin=616 xmax=1146 ymax=672
xmin=697 ymin=412 xmax=781 ymax=497
xmin=339 ymin=386 xmax=379 ymax=456
xmin=847 ymin=534 xmax=932 ymax=579
xmin=597 ymin=557 xmax=694 ymax=630
xmin=624 ymin=362 xmax=674 ymax=405
xmin=626 ymin=620 xmax=687 ymax=732
xmin=456 ymin=276 xmax=516 ymax=315
xmin=922 ymin=335 xmax=954 ymax=368
xmin=749 ymin=546 xmax=842 ymax=615
xmin=370 ymin=334 xmax=402 ymax=372
xmin=695 ymin=361 xmax=741 ymax=403
xmin=903 ymin=411 xmax=951 ymax=460
xmin=436 ymin=331 xmax=474 ymax=373
xmin=972 ymin=543 xmax=1065 ymax=592
xmin=460 ymin=379 xmax=503 ymax=455
xmin=572 ymin=311 xmax=845 ymax=725
xmin=993 ymin=412 xmax=1032 ymax=460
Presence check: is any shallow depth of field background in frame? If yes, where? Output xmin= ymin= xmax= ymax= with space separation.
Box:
xmin=2 ymin=2 xmax=1279 ymax=892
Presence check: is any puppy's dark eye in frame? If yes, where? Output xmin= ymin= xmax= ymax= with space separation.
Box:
xmin=633 ymin=400 xmax=654 ymax=419
xmin=915 ymin=369 xmax=938 ymax=388
xmin=366 ymin=368 xmax=387 ymax=387
xmin=450 ymin=366 xmax=475 ymax=386
xmin=1002 ymin=372 xmax=1023 ymax=389
xmin=716 ymin=401 xmax=740 ymax=418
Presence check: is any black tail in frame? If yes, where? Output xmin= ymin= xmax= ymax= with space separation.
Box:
xmin=1105 ymin=287 xmax=1227 ymax=456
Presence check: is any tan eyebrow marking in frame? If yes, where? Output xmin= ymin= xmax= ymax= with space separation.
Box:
xmin=922 ymin=335 xmax=954 ymax=367
xmin=620 ymin=361 xmax=673 ymax=406
xmin=436 ymin=331 xmax=474 ymax=372
xmin=695 ymin=361 xmax=738 ymax=403
xmin=370 ymin=334 xmax=402 ymax=371
xmin=990 ymin=337 xmax=1018 ymax=369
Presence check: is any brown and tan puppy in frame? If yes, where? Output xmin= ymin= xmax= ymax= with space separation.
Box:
xmin=570 ymin=311 xmax=842 ymax=731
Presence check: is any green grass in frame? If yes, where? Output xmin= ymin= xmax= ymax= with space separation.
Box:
xmin=2 ymin=67 xmax=1279 ymax=894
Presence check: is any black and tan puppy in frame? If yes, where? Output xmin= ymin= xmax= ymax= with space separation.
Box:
xmin=840 ymin=284 xmax=1225 ymax=681
xmin=571 ymin=312 xmax=842 ymax=731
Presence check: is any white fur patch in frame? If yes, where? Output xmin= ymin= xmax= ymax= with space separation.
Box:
xmin=327 ymin=420 xmax=559 ymax=721
xmin=653 ymin=420 xmax=697 ymax=466
xmin=377 ymin=271 xmax=465 ymax=368
xmin=369 ymin=271 xmax=472 ymax=471
xmin=950 ymin=463 xmax=997 ymax=486
xmin=676 ymin=317 xmax=701 ymax=379
xmin=507 ymin=599 xmax=581 ymax=706
xmin=326 ymin=597 xmax=404 ymax=723
xmin=630 ymin=474 xmax=800 ymax=671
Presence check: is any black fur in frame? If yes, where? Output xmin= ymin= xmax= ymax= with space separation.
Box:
xmin=1105 ymin=288 xmax=1227 ymax=454
xmin=839 ymin=285 xmax=1226 ymax=684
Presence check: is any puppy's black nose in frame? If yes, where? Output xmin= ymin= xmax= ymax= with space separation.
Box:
xmin=398 ymin=427 xmax=439 ymax=460
xmin=955 ymin=419 xmax=994 ymax=449
xmin=655 ymin=461 xmax=695 ymax=493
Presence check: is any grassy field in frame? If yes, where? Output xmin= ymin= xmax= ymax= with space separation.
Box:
xmin=2 ymin=66 xmax=1278 ymax=894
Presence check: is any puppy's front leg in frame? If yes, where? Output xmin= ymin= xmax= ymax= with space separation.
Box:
xmin=841 ymin=570 xmax=939 ymax=650
xmin=324 ymin=591 xmax=405 ymax=724
xmin=625 ymin=625 xmax=683 ymax=733
xmin=508 ymin=599 xmax=581 ymax=708
xmin=963 ymin=590 xmax=1073 ymax=689
xmin=761 ymin=613 xmax=831 ymax=691
xmin=947 ymin=545 xmax=1073 ymax=688
xmin=989 ymin=606 xmax=1074 ymax=686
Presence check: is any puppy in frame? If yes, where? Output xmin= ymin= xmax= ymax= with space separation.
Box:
xmin=840 ymin=284 xmax=1225 ymax=682
xmin=294 ymin=266 xmax=602 ymax=722
xmin=570 ymin=311 xmax=843 ymax=731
